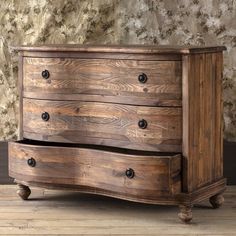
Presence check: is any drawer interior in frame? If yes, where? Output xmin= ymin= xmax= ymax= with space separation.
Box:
xmin=18 ymin=139 xmax=181 ymax=157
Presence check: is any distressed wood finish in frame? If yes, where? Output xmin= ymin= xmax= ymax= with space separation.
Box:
xmin=18 ymin=52 xmax=24 ymax=140
xmin=12 ymin=44 xmax=226 ymax=54
xmin=9 ymin=141 xmax=181 ymax=202
xmin=23 ymin=98 xmax=182 ymax=152
xmin=23 ymin=58 xmax=182 ymax=106
xmin=182 ymin=52 xmax=224 ymax=193
xmin=9 ymin=45 xmax=227 ymax=223
xmin=20 ymin=51 xmax=183 ymax=61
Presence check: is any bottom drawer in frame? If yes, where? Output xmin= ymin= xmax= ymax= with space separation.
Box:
xmin=9 ymin=141 xmax=182 ymax=202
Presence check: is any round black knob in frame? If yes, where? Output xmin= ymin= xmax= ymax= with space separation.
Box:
xmin=125 ymin=168 xmax=135 ymax=179
xmin=41 ymin=112 xmax=50 ymax=121
xmin=42 ymin=70 xmax=50 ymax=79
xmin=138 ymin=119 xmax=148 ymax=129
xmin=27 ymin=158 xmax=36 ymax=167
xmin=138 ymin=73 xmax=148 ymax=83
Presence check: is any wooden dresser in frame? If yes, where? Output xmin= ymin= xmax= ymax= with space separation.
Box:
xmin=9 ymin=45 xmax=226 ymax=223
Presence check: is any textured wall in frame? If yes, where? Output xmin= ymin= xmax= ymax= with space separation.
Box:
xmin=0 ymin=0 xmax=235 ymax=141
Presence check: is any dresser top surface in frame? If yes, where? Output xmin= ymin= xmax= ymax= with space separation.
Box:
xmin=11 ymin=44 xmax=226 ymax=54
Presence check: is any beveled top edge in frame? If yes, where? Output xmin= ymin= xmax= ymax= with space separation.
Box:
xmin=10 ymin=44 xmax=227 ymax=54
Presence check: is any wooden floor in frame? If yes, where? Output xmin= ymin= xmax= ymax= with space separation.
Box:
xmin=0 ymin=185 xmax=235 ymax=235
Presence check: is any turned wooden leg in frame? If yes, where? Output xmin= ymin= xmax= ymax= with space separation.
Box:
xmin=209 ymin=193 xmax=224 ymax=209
xmin=178 ymin=204 xmax=193 ymax=223
xmin=17 ymin=184 xmax=31 ymax=200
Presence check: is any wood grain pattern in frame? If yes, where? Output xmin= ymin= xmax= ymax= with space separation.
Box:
xmin=9 ymin=45 xmax=227 ymax=223
xmin=23 ymin=58 xmax=182 ymax=106
xmin=12 ymin=177 xmax=226 ymax=206
xmin=182 ymin=52 xmax=224 ymax=192
xmin=23 ymin=98 xmax=182 ymax=152
xmin=18 ymin=52 xmax=23 ymax=140
xmin=9 ymin=141 xmax=182 ymax=201
xmin=21 ymin=51 xmax=183 ymax=61
xmin=11 ymin=44 xmax=227 ymax=54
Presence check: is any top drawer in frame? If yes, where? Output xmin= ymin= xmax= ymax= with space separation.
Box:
xmin=23 ymin=58 xmax=182 ymax=106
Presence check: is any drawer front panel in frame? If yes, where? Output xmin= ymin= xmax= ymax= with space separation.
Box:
xmin=9 ymin=141 xmax=182 ymax=200
xmin=23 ymin=98 xmax=182 ymax=152
xmin=23 ymin=58 xmax=182 ymax=106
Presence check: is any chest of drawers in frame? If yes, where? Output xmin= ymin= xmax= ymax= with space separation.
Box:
xmin=9 ymin=45 xmax=226 ymax=223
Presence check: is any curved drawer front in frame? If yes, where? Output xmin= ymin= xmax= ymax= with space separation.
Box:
xmin=23 ymin=57 xmax=182 ymax=106
xmin=9 ymin=141 xmax=182 ymax=201
xmin=23 ymin=98 xmax=182 ymax=152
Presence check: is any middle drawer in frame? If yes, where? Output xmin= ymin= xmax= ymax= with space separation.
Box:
xmin=23 ymin=98 xmax=182 ymax=152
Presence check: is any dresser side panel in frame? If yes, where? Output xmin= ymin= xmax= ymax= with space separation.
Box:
xmin=182 ymin=52 xmax=224 ymax=192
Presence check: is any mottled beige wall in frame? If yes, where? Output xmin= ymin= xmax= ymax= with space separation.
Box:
xmin=0 ymin=0 xmax=235 ymax=141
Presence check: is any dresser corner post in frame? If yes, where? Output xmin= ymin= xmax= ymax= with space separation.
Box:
xmin=18 ymin=51 xmax=24 ymax=140
xmin=181 ymin=54 xmax=192 ymax=193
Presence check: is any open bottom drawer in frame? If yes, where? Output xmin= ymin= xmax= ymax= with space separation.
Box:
xmin=9 ymin=140 xmax=182 ymax=203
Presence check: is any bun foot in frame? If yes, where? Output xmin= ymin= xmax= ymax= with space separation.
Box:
xmin=17 ymin=184 xmax=31 ymax=200
xmin=178 ymin=204 xmax=193 ymax=223
xmin=209 ymin=193 xmax=224 ymax=209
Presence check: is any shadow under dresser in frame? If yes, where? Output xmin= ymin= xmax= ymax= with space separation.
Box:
xmin=8 ymin=45 xmax=226 ymax=223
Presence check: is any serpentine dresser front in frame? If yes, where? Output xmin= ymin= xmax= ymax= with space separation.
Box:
xmin=9 ymin=45 xmax=226 ymax=223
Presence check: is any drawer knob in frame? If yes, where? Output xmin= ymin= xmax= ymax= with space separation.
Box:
xmin=138 ymin=119 xmax=148 ymax=129
xmin=138 ymin=73 xmax=148 ymax=83
xmin=125 ymin=168 xmax=135 ymax=179
xmin=41 ymin=112 xmax=50 ymax=121
xmin=42 ymin=70 xmax=50 ymax=79
xmin=27 ymin=158 xmax=36 ymax=167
